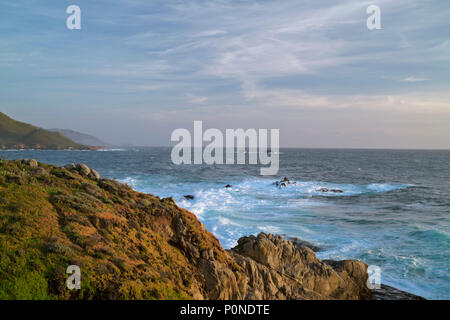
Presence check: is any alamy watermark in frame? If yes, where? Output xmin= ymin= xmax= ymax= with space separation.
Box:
xmin=66 ymin=5 xmax=81 ymax=30
xmin=171 ymin=121 xmax=279 ymax=175
xmin=66 ymin=265 xmax=81 ymax=290
xmin=66 ymin=4 xmax=380 ymax=31
xmin=367 ymin=5 xmax=381 ymax=30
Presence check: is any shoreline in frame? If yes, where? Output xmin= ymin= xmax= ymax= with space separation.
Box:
xmin=0 ymin=157 xmax=427 ymax=300
xmin=0 ymin=146 xmax=107 ymax=151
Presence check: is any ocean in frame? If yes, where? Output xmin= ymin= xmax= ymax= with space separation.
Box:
xmin=1 ymin=147 xmax=449 ymax=299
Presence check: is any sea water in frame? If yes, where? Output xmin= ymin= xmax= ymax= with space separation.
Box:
xmin=1 ymin=147 xmax=449 ymax=299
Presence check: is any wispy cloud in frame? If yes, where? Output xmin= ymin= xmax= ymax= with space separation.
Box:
xmin=187 ymin=93 xmax=208 ymax=104
xmin=401 ymin=77 xmax=430 ymax=83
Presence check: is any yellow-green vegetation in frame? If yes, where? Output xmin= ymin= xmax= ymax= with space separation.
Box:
xmin=0 ymin=158 xmax=231 ymax=300
xmin=0 ymin=112 xmax=85 ymax=149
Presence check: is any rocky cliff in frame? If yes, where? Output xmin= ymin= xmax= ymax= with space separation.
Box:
xmin=0 ymin=158 xmax=420 ymax=300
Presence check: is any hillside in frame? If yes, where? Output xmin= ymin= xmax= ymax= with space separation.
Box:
xmin=0 ymin=112 xmax=85 ymax=150
xmin=0 ymin=158 xmax=424 ymax=300
xmin=49 ymin=129 xmax=107 ymax=147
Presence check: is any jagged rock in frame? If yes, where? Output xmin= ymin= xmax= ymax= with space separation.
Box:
xmin=76 ymin=163 xmax=90 ymax=176
xmin=229 ymin=233 xmax=372 ymax=300
xmin=371 ymin=284 xmax=426 ymax=300
xmin=89 ymin=168 xmax=100 ymax=180
xmin=184 ymin=195 xmax=195 ymax=200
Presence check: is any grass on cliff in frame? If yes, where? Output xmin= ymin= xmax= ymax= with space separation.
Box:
xmin=0 ymin=112 xmax=82 ymax=149
xmin=0 ymin=158 xmax=223 ymax=300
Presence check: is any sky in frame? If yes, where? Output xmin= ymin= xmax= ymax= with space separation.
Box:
xmin=0 ymin=0 xmax=449 ymax=148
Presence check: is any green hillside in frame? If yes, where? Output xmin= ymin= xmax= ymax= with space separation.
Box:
xmin=0 ymin=112 xmax=84 ymax=149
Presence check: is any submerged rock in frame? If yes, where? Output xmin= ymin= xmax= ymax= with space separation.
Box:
xmin=316 ymin=187 xmax=344 ymax=193
xmin=184 ymin=195 xmax=195 ymax=200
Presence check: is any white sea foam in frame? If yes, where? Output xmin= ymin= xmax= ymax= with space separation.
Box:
xmin=258 ymin=225 xmax=282 ymax=234
xmin=96 ymin=148 xmax=127 ymax=152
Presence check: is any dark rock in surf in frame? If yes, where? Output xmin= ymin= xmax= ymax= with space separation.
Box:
xmin=274 ymin=177 xmax=297 ymax=188
xmin=316 ymin=188 xmax=344 ymax=193
xmin=283 ymin=235 xmax=323 ymax=252
xmin=184 ymin=195 xmax=195 ymax=200
xmin=371 ymin=284 xmax=426 ymax=300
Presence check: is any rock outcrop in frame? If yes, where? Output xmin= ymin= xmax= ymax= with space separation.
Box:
xmin=89 ymin=168 xmax=100 ymax=181
xmin=227 ymin=234 xmax=371 ymax=300
xmin=23 ymin=159 xmax=38 ymax=168
xmin=75 ymin=163 xmax=91 ymax=176
xmin=0 ymin=159 xmax=419 ymax=300
xmin=371 ymin=284 xmax=426 ymax=300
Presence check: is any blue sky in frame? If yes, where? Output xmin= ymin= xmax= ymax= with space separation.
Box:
xmin=1 ymin=0 xmax=449 ymax=148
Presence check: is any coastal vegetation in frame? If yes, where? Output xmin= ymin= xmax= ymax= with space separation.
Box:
xmin=0 ymin=112 xmax=92 ymax=150
xmin=0 ymin=157 xmax=422 ymax=300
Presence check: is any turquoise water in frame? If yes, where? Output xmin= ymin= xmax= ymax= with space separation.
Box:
xmin=1 ymin=148 xmax=449 ymax=299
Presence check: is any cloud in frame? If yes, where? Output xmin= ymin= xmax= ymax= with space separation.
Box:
xmin=239 ymin=85 xmax=450 ymax=113
xmin=401 ymin=77 xmax=430 ymax=83
xmin=194 ymin=30 xmax=228 ymax=38
xmin=187 ymin=93 xmax=208 ymax=104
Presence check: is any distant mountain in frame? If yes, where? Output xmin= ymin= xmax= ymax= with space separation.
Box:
xmin=0 ymin=112 xmax=88 ymax=150
xmin=49 ymin=129 xmax=107 ymax=147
